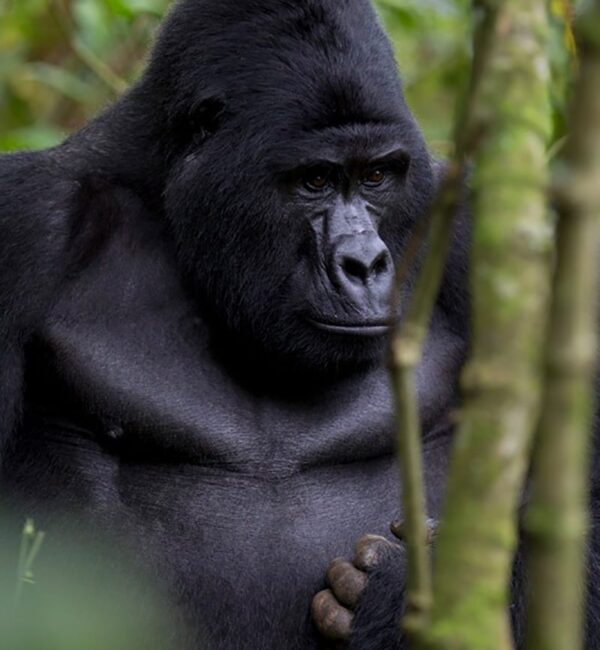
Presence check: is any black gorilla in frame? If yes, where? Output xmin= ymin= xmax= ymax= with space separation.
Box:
xmin=0 ymin=1 xmax=599 ymax=648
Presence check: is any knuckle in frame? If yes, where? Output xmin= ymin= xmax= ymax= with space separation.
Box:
xmin=354 ymin=534 xmax=394 ymax=570
xmin=312 ymin=589 xmax=333 ymax=615
xmin=327 ymin=557 xmax=352 ymax=583
xmin=311 ymin=588 xmax=353 ymax=640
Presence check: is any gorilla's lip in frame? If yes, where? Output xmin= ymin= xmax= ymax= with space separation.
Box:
xmin=308 ymin=318 xmax=390 ymax=337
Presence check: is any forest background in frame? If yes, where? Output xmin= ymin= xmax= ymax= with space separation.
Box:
xmin=0 ymin=0 xmax=578 ymax=155
xmin=1 ymin=2 xmax=597 ymax=649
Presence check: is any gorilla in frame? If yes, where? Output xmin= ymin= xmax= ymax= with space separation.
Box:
xmin=1 ymin=0 xmax=599 ymax=648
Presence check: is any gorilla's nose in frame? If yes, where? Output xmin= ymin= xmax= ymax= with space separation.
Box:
xmin=334 ymin=234 xmax=393 ymax=297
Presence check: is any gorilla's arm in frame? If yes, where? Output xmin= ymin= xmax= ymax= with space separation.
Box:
xmin=342 ymin=433 xmax=600 ymax=650
xmin=341 ymin=520 xmax=600 ymax=650
xmin=0 ymin=153 xmax=87 ymax=446
xmin=346 ymin=541 xmax=408 ymax=650
xmin=585 ymin=501 xmax=600 ymax=647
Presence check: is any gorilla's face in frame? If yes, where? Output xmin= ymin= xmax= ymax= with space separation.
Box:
xmin=164 ymin=113 xmax=434 ymax=374
xmin=287 ymin=152 xmax=403 ymax=335
xmin=154 ymin=0 xmax=435 ymax=375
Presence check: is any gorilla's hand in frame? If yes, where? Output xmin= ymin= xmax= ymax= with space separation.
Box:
xmin=311 ymin=532 xmax=407 ymax=649
xmin=311 ymin=522 xmax=437 ymax=650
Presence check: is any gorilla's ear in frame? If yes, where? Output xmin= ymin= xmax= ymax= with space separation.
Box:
xmin=188 ymin=95 xmax=226 ymax=139
xmin=170 ymin=94 xmax=226 ymax=147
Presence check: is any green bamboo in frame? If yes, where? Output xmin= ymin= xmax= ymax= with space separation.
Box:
xmin=524 ymin=3 xmax=600 ymax=649
xmin=391 ymin=157 xmax=463 ymax=639
xmin=419 ymin=1 xmax=553 ymax=648
xmin=390 ymin=2 xmax=501 ymax=640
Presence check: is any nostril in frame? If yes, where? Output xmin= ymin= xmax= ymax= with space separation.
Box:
xmin=342 ymin=257 xmax=368 ymax=282
xmin=371 ymin=252 xmax=389 ymax=276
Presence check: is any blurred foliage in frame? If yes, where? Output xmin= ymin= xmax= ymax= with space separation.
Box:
xmin=0 ymin=0 xmax=578 ymax=155
xmin=0 ymin=516 xmax=180 ymax=650
xmin=377 ymin=0 xmax=471 ymax=155
xmin=0 ymin=0 xmax=585 ymax=643
xmin=0 ymin=0 xmax=168 ymax=151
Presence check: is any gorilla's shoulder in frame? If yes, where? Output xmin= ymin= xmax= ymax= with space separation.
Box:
xmin=0 ymin=148 xmax=86 ymax=244
xmin=0 ymin=148 xmax=148 ymax=329
xmin=0 ymin=149 xmax=75 ymax=285
xmin=1 ymin=149 xmax=145 ymax=260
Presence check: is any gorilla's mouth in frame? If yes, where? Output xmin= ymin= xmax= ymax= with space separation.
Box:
xmin=308 ymin=319 xmax=390 ymax=337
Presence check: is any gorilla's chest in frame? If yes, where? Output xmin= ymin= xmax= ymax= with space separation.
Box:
xmin=14 ymin=220 xmax=455 ymax=647
xmin=34 ymin=310 xmax=399 ymax=470
xmin=7 ymin=415 xmax=406 ymax=648
xmin=29 ymin=218 xmax=459 ymax=470
xmin=30 ymin=219 xmax=403 ymax=471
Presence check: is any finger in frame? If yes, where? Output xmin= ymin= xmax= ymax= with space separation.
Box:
xmin=353 ymin=534 xmax=395 ymax=571
xmin=311 ymin=589 xmax=354 ymax=641
xmin=390 ymin=519 xmax=437 ymax=543
xmin=326 ymin=557 xmax=368 ymax=609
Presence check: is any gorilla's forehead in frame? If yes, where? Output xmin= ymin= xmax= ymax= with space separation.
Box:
xmin=150 ymin=0 xmax=406 ymax=125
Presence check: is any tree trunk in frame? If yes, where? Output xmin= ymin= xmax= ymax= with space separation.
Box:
xmin=419 ymin=2 xmax=553 ymax=648
xmin=524 ymin=3 xmax=600 ymax=648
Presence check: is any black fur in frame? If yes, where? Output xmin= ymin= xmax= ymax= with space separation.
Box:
xmin=0 ymin=1 xmax=597 ymax=649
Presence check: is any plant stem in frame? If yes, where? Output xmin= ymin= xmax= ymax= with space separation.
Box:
xmin=14 ymin=518 xmax=45 ymax=610
xmin=419 ymin=1 xmax=553 ymax=648
xmin=524 ymin=3 xmax=600 ymax=649
xmin=390 ymin=1 xmax=498 ymax=641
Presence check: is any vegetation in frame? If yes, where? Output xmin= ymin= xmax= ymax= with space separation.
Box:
xmin=389 ymin=1 xmax=600 ymax=648
xmin=0 ymin=0 xmax=168 ymax=151
xmin=2 ymin=1 xmax=599 ymax=649
xmin=0 ymin=0 xmax=579 ymax=157
xmin=0 ymin=0 xmax=571 ymax=155
xmin=1 ymin=519 xmax=177 ymax=650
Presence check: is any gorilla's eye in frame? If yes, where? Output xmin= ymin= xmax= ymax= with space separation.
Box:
xmin=304 ymin=169 xmax=330 ymax=191
xmin=363 ymin=169 xmax=386 ymax=186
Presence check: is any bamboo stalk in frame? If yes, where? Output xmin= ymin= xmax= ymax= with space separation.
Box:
xmin=391 ymin=157 xmax=464 ymax=638
xmin=418 ymin=1 xmax=553 ymax=648
xmin=390 ymin=2 xmax=501 ymax=641
xmin=524 ymin=3 xmax=600 ymax=648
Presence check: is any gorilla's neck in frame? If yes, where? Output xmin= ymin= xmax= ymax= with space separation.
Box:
xmin=206 ymin=321 xmax=384 ymax=401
